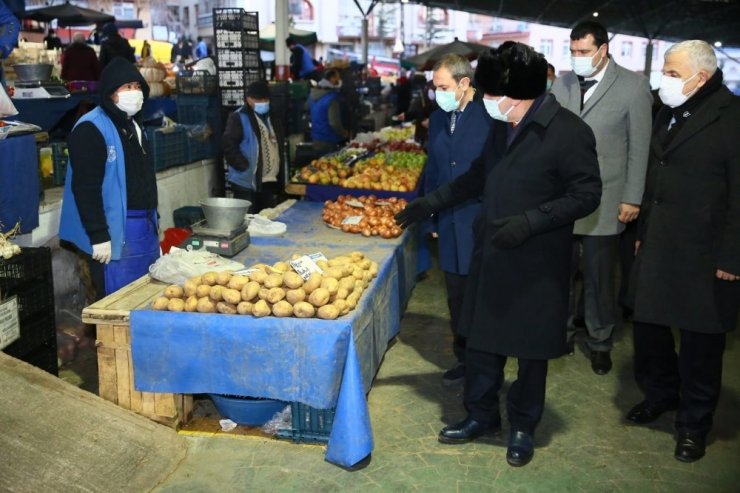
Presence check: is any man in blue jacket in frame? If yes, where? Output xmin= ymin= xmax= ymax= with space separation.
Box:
xmin=287 ymin=36 xmax=318 ymax=81
xmin=0 ymin=0 xmax=20 ymax=87
xmin=60 ymin=57 xmax=158 ymax=299
xmin=308 ymin=69 xmax=348 ymax=153
xmin=425 ymin=54 xmax=492 ymax=385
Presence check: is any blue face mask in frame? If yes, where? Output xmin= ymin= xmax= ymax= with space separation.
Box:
xmin=483 ymin=96 xmax=513 ymax=122
xmin=253 ymin=102 xmax=270 ymax=115
xmin=546 ymin=79 xmax=553 ymax=91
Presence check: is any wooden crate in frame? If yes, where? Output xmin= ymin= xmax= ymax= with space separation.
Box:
xmin=82 ymin=275 xmax=193 ymax=428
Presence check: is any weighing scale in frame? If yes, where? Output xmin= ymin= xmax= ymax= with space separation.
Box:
xmin=180 ymin=219 xmax=251 ymax=257
xmin=12 ymin=81 xmax=71 ymax=99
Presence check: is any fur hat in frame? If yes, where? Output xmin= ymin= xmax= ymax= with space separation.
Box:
xmin=474 ymin=41 xmax=547 ymax=100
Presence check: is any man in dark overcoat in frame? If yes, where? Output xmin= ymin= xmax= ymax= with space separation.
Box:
xmin=625 ymin=40 xmax=740 ymax=463
xmin=395 ymin=42 xmax=601 ymax=467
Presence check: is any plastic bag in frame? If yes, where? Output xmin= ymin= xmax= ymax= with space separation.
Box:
xmin=148 ymin=247 xmax=245 ymax=285
xmin=0 ymin=84 xmax=17 ymax=118
xmin=261 ymin=404 xmax=292 ymax=436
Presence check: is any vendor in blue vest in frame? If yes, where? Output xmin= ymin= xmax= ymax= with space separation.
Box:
xmin=222 ymin=80 xmax=282 ymax=212
xmin=426 ymin=54 xmax=492 ymax=385
xmin=286 ymin=36 xmax=318 ymax=81
xmin=309 ymin=69 xmax=349 ymax=154
xmin=60 ymin=56 xmax=159 ymax=300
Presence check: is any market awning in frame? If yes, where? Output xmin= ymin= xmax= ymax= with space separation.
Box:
xmin=259 ymin=23 xmax=317 ymax=52
xmin=403 ymin=38 xmax=490 ymax=70
xmin=22 ymin=1 xmax=114 ymax=27
xmin=417 ymin=0 xmax=740 ymax=46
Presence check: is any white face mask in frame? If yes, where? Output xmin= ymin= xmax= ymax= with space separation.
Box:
xmin=658 ymin=72 xmax=700 ymax=108
xmin=435 ymin=85 xmax=462 ymax=113
xmin=115 ymin=89 xmax=144 ymax=117
xmin=571 ymin=48 xmax=603 ymax=77
xmin=483 ymin=96 xmax=513 ymax=122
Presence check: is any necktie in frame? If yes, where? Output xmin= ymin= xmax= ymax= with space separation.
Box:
xmin=450 ymin=110 xmax=461 ymax=134
xmin=579 ymin=79 xmax=597 ymax=109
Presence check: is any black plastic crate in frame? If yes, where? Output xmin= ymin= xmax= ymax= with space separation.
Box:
xmin=213 ymin=9 xmax=259 ymax=32
xmin=220 ymin=88 xmax=247 ymax=107
xmin=176 ymin=95 xmax=220 ymax=128
xmin=2 ymin=312 xmax=56 ymax=361
xmin=176 ymin=71 xmax=218 ymax=95
xmin=7 ymin=280 xmax=54 ymax=323
xmin=186 ymin=134 xmax=214 ymax=162
xmin=215 ymin=49 xmax=260 ymax=70
xmin=0 ymin=248 xmax=52 ymax=283
xmin=51 ymin=141 xmax=68 ymax=186
xmin=145 ymin=127 xmax=189 ymax=170
xmin=276 ymin=403 xmax=335 ymax=443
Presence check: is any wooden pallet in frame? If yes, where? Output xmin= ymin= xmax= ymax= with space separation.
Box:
xmin=82 ymin=275 xmax=193 ymax=429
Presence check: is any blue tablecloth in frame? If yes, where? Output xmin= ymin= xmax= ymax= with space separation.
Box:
xmin=130 ymin=200 xmax=417 ymax=467
xmin=0 ymin=134 xmax=39 ymax=234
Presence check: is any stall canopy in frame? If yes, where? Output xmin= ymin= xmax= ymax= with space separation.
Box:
xmin=259 ymin=23 xmax=317 ymax=51
xmin=403 ymin=38 xmax=490 ymax=70
xmin=418 ymin=0 xmax=740 ymax=47
xmin=22 ymin=1 xmax=114 ymax=27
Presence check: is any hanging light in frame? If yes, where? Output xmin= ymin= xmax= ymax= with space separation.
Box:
xmin=592 ymin=12 xmax=599 ymax=17
xmin=714 ymin=41 xmax=722 ymax=48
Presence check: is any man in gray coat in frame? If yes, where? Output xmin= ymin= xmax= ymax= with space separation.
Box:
xmin=551 ymin=21 xmax=652 ymax=375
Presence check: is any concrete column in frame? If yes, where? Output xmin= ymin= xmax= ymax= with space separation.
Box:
xmin=362 ymin=17 xmax=369 ymax=65
xmin=275 ymin=0 xmax=290 ymax=80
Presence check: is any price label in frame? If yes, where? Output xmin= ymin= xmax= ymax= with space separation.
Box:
xmin=290 ymin=254 xmax=324 ymax=280
xmin=0 ymin=296 xmax=20 ymax=351
xmin=341 ymin=215 xmax=363 ymax=225
xmin=345 ymin=199 xmax=364 ymax=208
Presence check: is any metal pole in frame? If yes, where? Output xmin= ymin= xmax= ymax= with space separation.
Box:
xmin=362 ymin=17 xmax=369 ymax=65
xmin=275 ymin=0 xmax=290 ymax=80
xmin=644 ymin=39 xmax=653 ymax=77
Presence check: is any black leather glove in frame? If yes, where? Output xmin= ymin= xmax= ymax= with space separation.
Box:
xmin=394 ymin=197 xmax=433 ymax=229
xmin=490 ymin=214 xmax=531 ymax=249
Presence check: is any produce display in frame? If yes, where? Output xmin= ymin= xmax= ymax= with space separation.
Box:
xmin=150 ymin=252 xmax=379 ymax=320
xmin=322 ymin=195 xmax=406 ymax=239
xmin=0 ymin=221 xmax=22 ymax=259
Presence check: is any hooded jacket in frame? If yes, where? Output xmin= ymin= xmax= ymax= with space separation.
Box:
xmin=61 ymin=56 xmax=155 ymax=250
xmin=309 ymin=83 xmax=348 ymax=144
xmin=99 ymin=30 xmax=135 ymax=68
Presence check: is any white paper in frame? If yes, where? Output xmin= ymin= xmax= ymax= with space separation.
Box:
xmin=290 ymin=253 xmax=325 ymax=280
xmin=0 ymin=296 xmax=20 ymax=351
xmin=341 ymin=215 xmax=363 ymax=226
xmin=219 ymin=419 xmax=238 ymax=432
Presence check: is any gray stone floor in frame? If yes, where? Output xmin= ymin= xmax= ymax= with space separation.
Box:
xmin=60 ymin=251 xmax=740 ymax=492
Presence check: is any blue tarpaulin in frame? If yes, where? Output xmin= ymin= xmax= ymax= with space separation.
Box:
xmin=0 ymin=134 xmax=39 ymax=234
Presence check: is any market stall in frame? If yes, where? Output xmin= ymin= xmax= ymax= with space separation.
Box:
xmin=82 ymin=200 xmax=421 ymax=469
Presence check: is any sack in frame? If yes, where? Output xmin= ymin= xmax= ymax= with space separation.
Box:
xmin=0 ymin=83 xmax=17 ymax=118
xmin=148 ymin=247 xmax=245 ymax=285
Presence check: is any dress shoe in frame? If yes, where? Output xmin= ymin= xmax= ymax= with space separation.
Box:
xmin=442 ymin=363 xmax=465 ymax=386
xmin=590 ymin=350 xmax=612 ymax=375
xmin=626 ymin=400 xmax=679 ymax=424
xmin=674 ymin=432 xmax=706 ymax=463
xmin=438 ymin=416 xmax=501 ymax=444
xmin=506 ymin=430 xmax=534 ymax=467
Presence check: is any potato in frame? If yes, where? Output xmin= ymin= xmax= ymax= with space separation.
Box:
xmin=164 ymin=284 xmax=184 ymax=299
xmin=283 ymin=271 xmax=304 ymax=289
xmin=209 ymin=285 xmax=224 ymax=302
xmin=216 ymin=301 xmax=237 ymax=314
xmin=321 ymin=277 xmax=339 ymax=294
xmin=252 ymin=300 xmax=271 ymax=318
xmin=183 ymin=280 xmax=198 ymax=297
xmin=201 ymin=271 xmax=218 ymax=286
xmin=216 ymin=271 xmax=232 ymax=286
xmin=264 ymin=273 xmax=284 ymax=289
xmin=291 ymin=253 xmax=303 ymax=261
xmin=272 ymin=261 xmax=290 ymax=273
xmin=249 ymin=270 xmax=268 ymax=284
xmin=328 ymin=256 xmax=351 ymax=267
xmin=338 ymin=276 xmax=355 ymax=291
xmin=293 ymin=301 xmax=316 ymax=318
xmin=316 ymin=260 xmax=329 ymax=270
xmin=317 ymin=304 xmax=340 ymax=320
xmin=332 ymin=299 xmax=347 ymax=314
xmin=236 ymin=301 xmax=253 ymax=315
xmin=250 ymin=263 xmax=270 ymax=272
xmin=272 ymin=300 xmax=294 ymax=317
xmin=341 ymin=264 xmax=354 ymax=277
xmin=349 ymin=251 xmax=364 ymax=261
xmin=152 ymin=296 xmax=169 ymax=310
xmin=358 ymin=259 xmax=371 ymax=270
xmin=227 ymin=275 xmax=249 ymax=291
xmin=195 ymin=284 xmax=211 ymax=298
xmin=189 ymin=275 xmax=202 ymax=286
xmin=354 ymin=280 xmax=364 ymax=293
xmin=167 ymin=298 xmax=185 ymax=312
xmin=335 ymin=287 xmax=349 ymax=300
xmin=222 ymin=288 xmax=242 ymax=305
xmin=196 ymin=297 xmax=216 ymax=313
xmin=241 ymin=281 xmax=260 ymax=301
xmin=303 ymin=273 xmax=322 ymax=294
xmin=346 ymin=291 xmax=360 ymax=309
xmin=258 ymin=287 xmax=270 ymax=301
xmin=266 ymin=287 xmax=286 ymax=304
xmin=352 ymin=267 xmax=364 ymax=280
xmin=308 ymin=287 xmax=331 ymax=307
xmin=184 ymin=296 xmax=198 ymax=312
xmin=286 ymin=287 xmax=306 ymax=305
xmin=323 ymin=267 xmax=344 ymax=280
xmin=368 ymin=261 xmax=379 ymax=277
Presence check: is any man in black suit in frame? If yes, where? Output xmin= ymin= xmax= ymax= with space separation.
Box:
xmin=627 ymin=40 xmax=740 ymax=463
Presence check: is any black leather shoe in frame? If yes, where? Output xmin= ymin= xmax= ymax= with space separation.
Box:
xmin=674 ymin=432 xmax=706 ymax=463
xmin=590 ymin=350 xmax=612 ymax=375
xmin=506 ymin=430 xmax=534 ymax=467
xmin=438 ymin=417 xmax=501 ymax=444
xmin=442 ymin=363 xmax=465 ymax=386
xmin=626 ymin=400 xmax=679 ymax=424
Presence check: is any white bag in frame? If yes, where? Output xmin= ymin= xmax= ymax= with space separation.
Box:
xmin=148 ymin=247 xmax=245 ymax=285
xmin=0 ymin=84 xmax=17 ymax=118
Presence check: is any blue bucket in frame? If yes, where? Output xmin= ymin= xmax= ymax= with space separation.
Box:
xmin=209 ymin=394 xmax=288 ymax=426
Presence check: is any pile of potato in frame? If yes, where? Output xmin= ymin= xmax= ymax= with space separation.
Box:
xmin=150 ymin=251 xmax=379 ymax=320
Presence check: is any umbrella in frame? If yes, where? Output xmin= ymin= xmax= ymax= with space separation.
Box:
xmin=22 ymin=1 xmax=114 ymax=27
xmin=404 ymin=38 xmax=490 ymax=71
xmin=259 ymin=23 xmax=317 ymax=52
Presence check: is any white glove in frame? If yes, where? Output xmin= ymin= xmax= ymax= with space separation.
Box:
xmin=92 ymin=241 xmax=112 ymax=264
